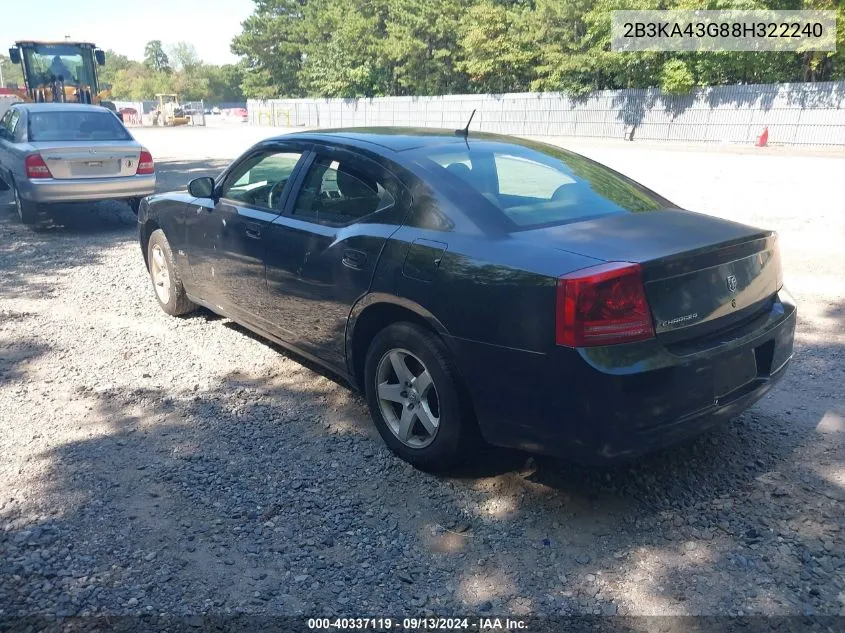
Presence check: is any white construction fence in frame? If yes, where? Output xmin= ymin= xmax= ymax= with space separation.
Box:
xmin=248 ymin=81 xmax=845 ymax=147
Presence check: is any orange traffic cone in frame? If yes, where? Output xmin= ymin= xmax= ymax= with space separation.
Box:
xmin=756 ymin=126 xmax=769 ymax=147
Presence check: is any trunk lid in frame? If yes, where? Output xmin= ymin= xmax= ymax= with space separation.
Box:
xmin=516 ymin=209 xmax=781 ymax=345
xmin=31 ymin=142 xmax=141 ymax=180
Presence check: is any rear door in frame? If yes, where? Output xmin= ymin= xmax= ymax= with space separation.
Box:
xmin=185 ymin=144 xmax=309 ymax=318
xmin=0 ymin=110 xmax=14 ymax=186
xmin=263 ymin=147 xmax=408 ymax=367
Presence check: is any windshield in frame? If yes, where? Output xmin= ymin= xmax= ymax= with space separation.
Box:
xmin=411 ymin=140 xmax=670 ymax=230
xmin=22 ymin=44 xmax=97 ymax=88
xmin=28 ymin=111 xmax=131 ymax=142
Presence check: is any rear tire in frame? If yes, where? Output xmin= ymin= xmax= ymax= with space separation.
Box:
xmin=364 ymin=322 xmax=475 ymax=470
xmin=147 ymin=229 xmax=196 ymax=316
xmin=127 ymin=198 xmax=141 ymax=215
xmin=13 ymin=181 xmax=40 ymax=225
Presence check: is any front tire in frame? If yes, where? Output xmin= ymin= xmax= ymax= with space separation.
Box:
xmin=364 ymin=322 xmax=474 ymax=470
xmin=147 ymin=229 xmax=196 ymax=316
xmin=13 ymin=181 xmax=40 ymax=225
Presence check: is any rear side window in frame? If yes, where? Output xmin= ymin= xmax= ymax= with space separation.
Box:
xmin=7 ymin=111 xmax=21 ymax=139
xmin=28 ymin=111 xmax=131 ymax=142
xmin=415 ymin=141 xmax=667 ymax=229
xmin=0 ymin=111 xmax=11 ymax=136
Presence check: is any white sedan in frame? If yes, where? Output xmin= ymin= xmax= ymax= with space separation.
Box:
xmin=0 ymin=102 xmax=155 ymax=225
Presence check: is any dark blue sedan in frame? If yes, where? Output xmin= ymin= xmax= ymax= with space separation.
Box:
xmin=138 ymin=128 xmax=796 ymax=469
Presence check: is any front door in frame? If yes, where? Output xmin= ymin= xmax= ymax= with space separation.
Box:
xmin=263 ymin=148 xmax=408 ymax=368
xmin=185 ymin=146 xmax=307 ymax=317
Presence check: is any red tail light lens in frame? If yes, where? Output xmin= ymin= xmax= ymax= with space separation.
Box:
xmin=556 ymin=262 xmax=654 ymax=347
xmin=25 ymin=154 xmax=52 ymax=179
xmin=136 ymin=150 xmax=155 ymax=175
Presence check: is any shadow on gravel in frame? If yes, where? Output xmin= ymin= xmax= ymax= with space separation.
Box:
xmin=0 ymin=327 xmax=51 ymax=387
xmin=1 ymin=300 xmax=843 ymax=617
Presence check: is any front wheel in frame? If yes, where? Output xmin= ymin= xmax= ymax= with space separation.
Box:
xmin=147 ymin=229 xmax=197 ymax=316
xmin=364 ymin=322 xmax=475 ymax=470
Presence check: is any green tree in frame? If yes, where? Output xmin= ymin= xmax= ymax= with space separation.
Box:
xmin=231 ymin=0 xmax=308 ymax=98
xmin=298 ymin=0 xmax=391 ymax=97
xmin=229 ymin=0 xmax=845 ymax=98
xmin=456 ymin=0 xmax=536 ymax=94
xmin=144 ymin=40 xmax=171 ymax=74
xmin=0 ymin=54 xmax=26 ymax=89
xmin=97 ymin=50 xmax=135 ymax=93
xmin=660 ymin=59 xmax=695 ymax=94
xmin=168 ymin=42 xmax=201 ymax=72
xmin=204 ymin=64 xmax=245 ymax=102
xmin=382 ymin=0 xmax=467 ymax=95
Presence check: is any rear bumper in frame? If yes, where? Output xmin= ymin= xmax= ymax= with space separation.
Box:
xmin=18 ymin=175 xmax=156 ymax=203
xmin=450 ymin=290 xmax=797 ymax=463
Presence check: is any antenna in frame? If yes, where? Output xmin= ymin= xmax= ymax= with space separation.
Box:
xmin=455 ymin=109 xmax=476 ymax=138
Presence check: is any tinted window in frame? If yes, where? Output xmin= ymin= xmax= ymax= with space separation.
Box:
xmin=222 ymin=151 xmax=303 ymax=211
xmin=414 ymin=141 xmax=667 ymax=229
xmin=291 ymin=156 xmax=394 ymax=226
xmin=28 ymin=111 xmax=131 ymax=142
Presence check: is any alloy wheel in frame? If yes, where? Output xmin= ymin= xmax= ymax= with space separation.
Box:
xmin=375 ymin=348 xmax=441 ymax=448
xmin=150 ymin=244 xmax=171 ymax=304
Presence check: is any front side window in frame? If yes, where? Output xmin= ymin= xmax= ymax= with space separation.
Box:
xmin=28 ymin=111 xmax=130 ymax=142
xmin=414 ymin=141 xmax=667 ymax=229
xmin=221 ymin=151 xmax=304 ymax=211
xmin=291 ymin=155 xmax=394 ymax=226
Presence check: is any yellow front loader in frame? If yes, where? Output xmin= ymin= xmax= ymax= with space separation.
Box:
xmin=8 ymin=40 xmax=118 ymax=114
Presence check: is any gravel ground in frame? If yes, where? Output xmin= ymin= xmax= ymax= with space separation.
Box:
xmin=1 ymin=127 xmax=844 ymax=620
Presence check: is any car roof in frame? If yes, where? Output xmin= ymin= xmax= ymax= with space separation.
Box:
xmin=274 ymin=127 xmax=513 ymax=153
xmin=13 ymin=103 xmax=111 ymax=114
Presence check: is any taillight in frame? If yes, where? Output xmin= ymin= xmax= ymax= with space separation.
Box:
xmin=136 ymin=150 xmax=154 ymax=175
xmin=556 ymin=262 xmax=654 ymax=347
xmin=25 ymin=154 xmax=52 ymax=179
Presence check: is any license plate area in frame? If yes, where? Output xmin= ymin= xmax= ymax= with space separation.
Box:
xmin=70 ymin=160 xmax=120 ymax=177
xmin=713 ymin=348 xmax=758 ymax=398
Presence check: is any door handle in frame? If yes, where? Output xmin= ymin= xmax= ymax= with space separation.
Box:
xmin=245 ymin=223 xmax=262 ymax=240
xmin=342 ymin=249 xmax=367 ymax=269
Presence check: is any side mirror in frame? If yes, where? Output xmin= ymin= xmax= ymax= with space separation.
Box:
xmin=188 ymin=177 xmax=215 ymax=199
xmin=94 ymin=49 xmax=106 ymax=66
xmin=8 ymin=48 xmax=21 ymax=64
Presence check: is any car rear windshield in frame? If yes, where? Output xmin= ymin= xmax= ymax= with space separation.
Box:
xmin=28 ymin=110 xmax=131 ymax=142
xmin=410 ymin=140 xmax=668 ymax=229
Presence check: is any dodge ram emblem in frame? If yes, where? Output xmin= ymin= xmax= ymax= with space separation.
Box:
xmin=726 ymin=274 xmax=738 ymax=293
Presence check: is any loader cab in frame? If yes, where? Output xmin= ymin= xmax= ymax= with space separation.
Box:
xmin=9 ymin=41 xmax=106 ymax=105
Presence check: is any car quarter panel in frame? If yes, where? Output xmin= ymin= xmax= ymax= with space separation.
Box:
xmin=450 ymin=290 xmax=796 ymax=460
xmin=139 ymin=193 xmax=194 ymax=277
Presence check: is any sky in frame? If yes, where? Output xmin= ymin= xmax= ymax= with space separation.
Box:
xmin=2 ymin=0 xmax=256 ymax=65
